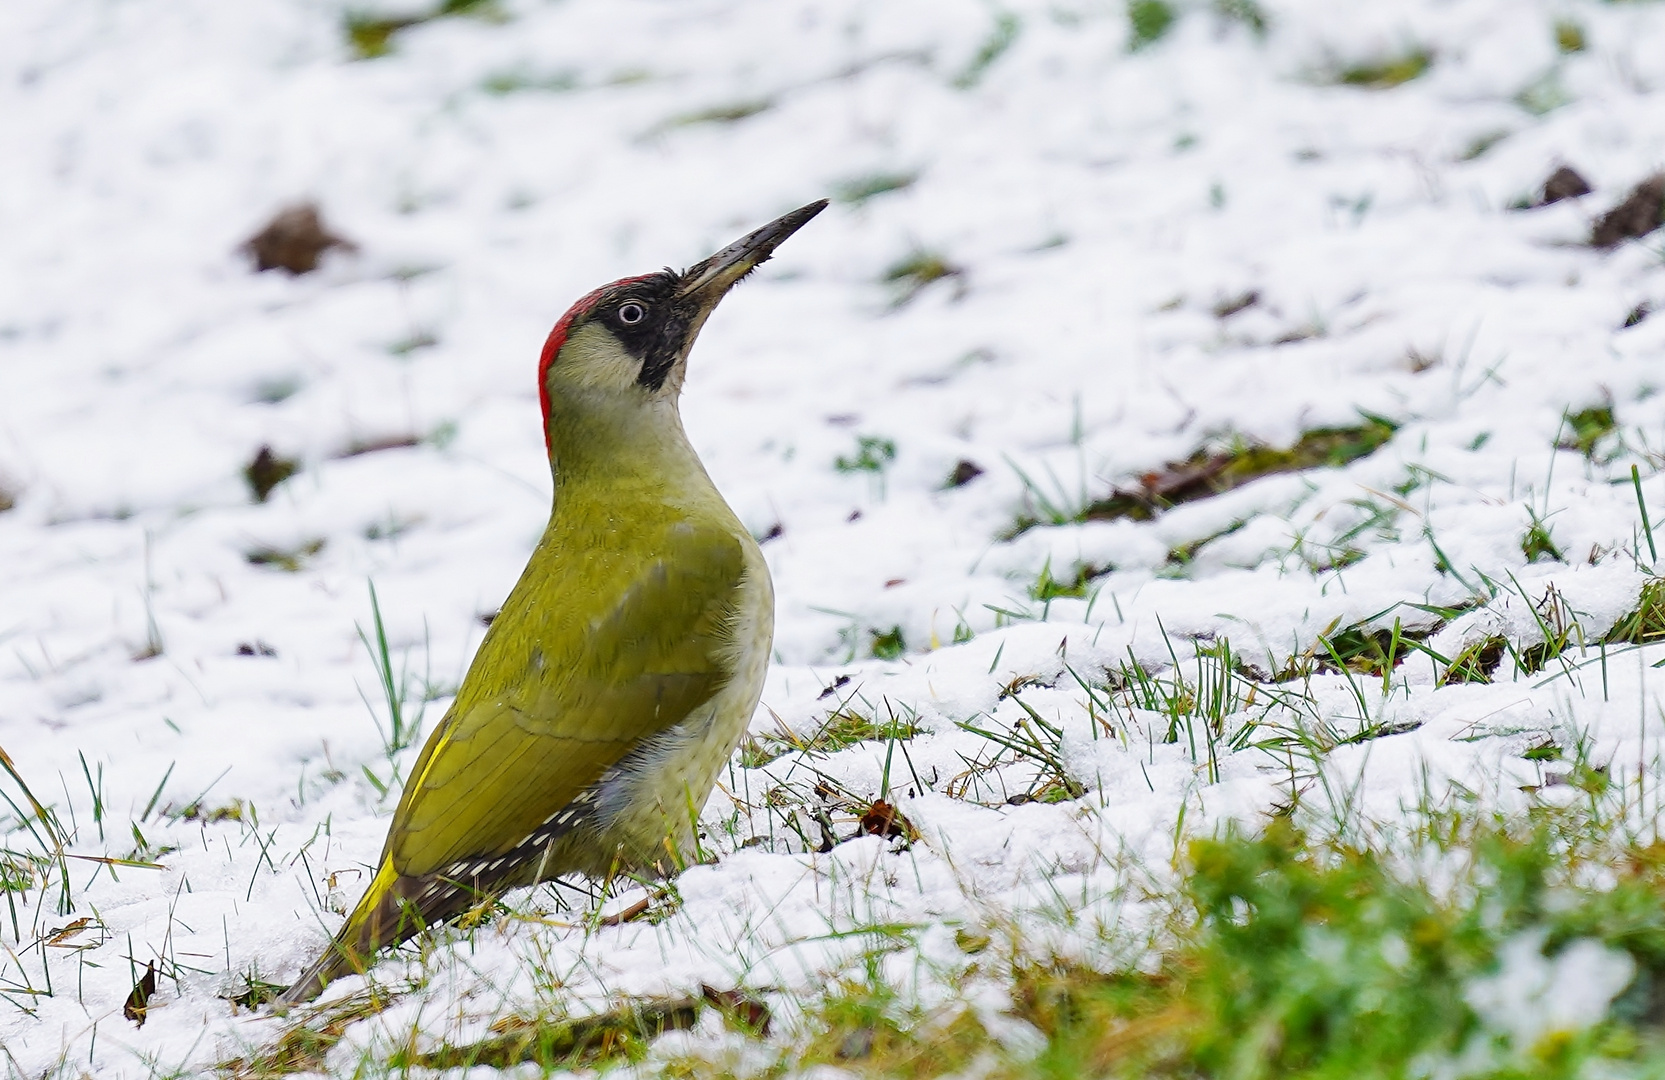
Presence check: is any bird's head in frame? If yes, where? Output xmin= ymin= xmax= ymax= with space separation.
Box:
xmin=537 ymin=200 xmax=827 ymax=454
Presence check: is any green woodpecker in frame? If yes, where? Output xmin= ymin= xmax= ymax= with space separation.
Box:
xmin=278 ymin=201 xmax=826 ymax=1005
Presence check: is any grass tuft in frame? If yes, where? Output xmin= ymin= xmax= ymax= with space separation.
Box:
xmin=632 ymin=791 xmax=1665 ymax=1078
xmin=404 ymin=998 xmax=701 ymax=1070
xmin=952 ymin=12 xmax=1021 ymax=88
xmin=343 ymin=0 xmax=497 ymax=59
xmin=740 ymin=707 xmax=922 ymax=768
xmin=1127 ymin=0 xmax=1177 ymax=51
xmin=244 ymin=538 xmax=325 ymax=573
xmin=1440 ymin=635 xmax=1507 ymax=685
xmin=1521 ymin=509 xmax=1565 ymax=563
xmin=1279 ymin=613 xmax=1442 ymax=682
xmin=1606 ymin=579 xmax=1665 ymax=644
xmin=343 ymin=14 xmax=417 ymax=60
xmin=1008 ymin=414 xmax=1396 ymax=537
xmin=662 ymin=99 xmax=773 ymax=128
xmin=835 ymin=434 xmax=897 ymax=476
xmin=1029 ymin=560 xmax=1101 ymax=604
xmin=1555 ymin=19 xmax=1587 ymax=53
xmin=1015 ymin=809 xmax=1658 ymax=1078
xmin=221 ymin=986 xmax=392 ymax=1076
xmin=480 ymin=68 xmax=579 ymax=95
xmin=1333 ymin=48 xmax=1433 ymax=89
xmin=1559 ymin=404 xmax=1618 ymax=461
xmin=882 ymin=249 xmax=965 ymax=306
xmin=355 ymin=581 xmax=426 ymax=756
xmin=870 ymin=625 xmax=906 ymax=660
xmin=833 ymin=171 xmax=918 ymax=205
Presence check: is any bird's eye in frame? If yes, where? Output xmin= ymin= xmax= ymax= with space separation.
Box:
xmin=617 ymin=301 xmax=647 ymax=325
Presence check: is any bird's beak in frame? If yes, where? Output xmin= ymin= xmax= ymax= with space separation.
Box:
xmin=675 ymin=200 xmax=828 ymax=314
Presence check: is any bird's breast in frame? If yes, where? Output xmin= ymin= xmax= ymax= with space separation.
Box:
xmin=590 ymin=544 xmax=773 ymax=858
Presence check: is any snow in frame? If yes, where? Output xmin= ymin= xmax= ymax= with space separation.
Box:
xmin=3 ymin=0 xmax=1665 ymax=1073
xmin=1465 ymin=930 xmax=1636 ymax=1055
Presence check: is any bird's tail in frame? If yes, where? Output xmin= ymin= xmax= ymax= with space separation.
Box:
xmin=274 ymin=857 xmax=436 ymax=1008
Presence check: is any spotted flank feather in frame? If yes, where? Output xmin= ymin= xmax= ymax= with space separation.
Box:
xmin=275 ymin=789 xmax=603 ymax=1007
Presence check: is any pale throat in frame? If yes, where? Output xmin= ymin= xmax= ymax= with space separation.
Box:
xmin=542 ymin=329 xmax=706 ymax=497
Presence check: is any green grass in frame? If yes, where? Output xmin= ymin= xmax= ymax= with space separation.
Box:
xmin=1607 ymin=579 xmax=1665 ymax=644
xmin=1522 ymin=509 xmax=1566 ymax=563
xmin=343 ymin=0 xmax=498 ymax=59
xmin=1460 ymin=129 xmax=1512 ymax=162
xmin=1029 ymin=559 xmax=1100 ymax=603
xmin=355 ymin=580 xmax=426 ymax=756
xmin=480 ymin=68 xmax=579 ymax=95
xmin=1165 ymin=519 xmax=1248 ymax=569
xmin=1013 ymin=803 xmax=1661 ymax=1078
xmin=1334 ymin=48 xmax=1433 ymax=89
xmin=1559 ymin=404 xmax=1618 ymax=461
xmin=661 ymin=99 xmax=774 ymax=128
xmin=400 ymin=997 xmax=702 ymax=1070
xmin=836 ymin=434 xmax=899 ymax=500
xmin=739 ymin=707 xmax=923 ymax=769
xmin=1517 ymin=71 xmax=1573 ymax=116
xmin=882 ymin=249 xmax=964 ymax=306
xmin=952 ymin=12 xmax=1021 ymax=88
xmin=221 ymin=986 xmax=393 ymax=1076
xmin=419 ymin=785 xmax=1665 ymax=1080
xmin=1440 ymin=635 xmax=1508 ymax=685
xmin=833 ymin=171 xmax=918 ymax=205
xmin=1087 ymin=415 xmax=1396 ymax=521
xmin=1555 ymin=19 xmax=1587 ymax=53
xmin=1128 ymin=0 xmax=1176 ymax=51
xmin=343 ymin=13 xmax=420 ymax=59
xmin=1278 ymin=612 xmax=1443 ymax=682
xmin=870 ymin=625 xmax=906 ymax=660
xmin=835 ymin=435 xmax=897 ymax=476
xmin=956 ymin=699 xmax=1086 ymax=805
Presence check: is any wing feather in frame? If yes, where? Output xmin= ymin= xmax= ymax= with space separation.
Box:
xmin=386 ymin=523 xmax=745 ymax=878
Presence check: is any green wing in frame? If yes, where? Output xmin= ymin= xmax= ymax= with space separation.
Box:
xmin=386 ymin=523 xmax=746 ymax=879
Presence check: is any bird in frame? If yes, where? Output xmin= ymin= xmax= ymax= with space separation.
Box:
xmin=276 ymin=200 xmax=827 ymax=1006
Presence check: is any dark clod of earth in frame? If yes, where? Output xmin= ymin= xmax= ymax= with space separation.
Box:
xmin=818 ymin=674 xmax=852 ymax=700
xmin=1591 ymin=174 xmax=1665 ymax=248
xmin=242 ymin=203 xmax=356 ymax=274
xmin=124 ymin=961 xmax=156 ymax=1027
xmin=858 ymin=799 xmax=915 ymax=841
xmin=947 ymin=459 xmax=984 ymax=487
xmin=243 ymin=445 xmax=299 ymax=503
xmin=1539 ymin=165 xmax=1591 ymax=206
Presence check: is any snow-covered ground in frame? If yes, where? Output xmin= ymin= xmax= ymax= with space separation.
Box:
xmin=4 ymin=0 xmax=1665 ymax=1073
